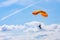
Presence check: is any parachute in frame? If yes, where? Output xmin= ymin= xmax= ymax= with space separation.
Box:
xmin=32 ymin=10 xmax=48 ymax=17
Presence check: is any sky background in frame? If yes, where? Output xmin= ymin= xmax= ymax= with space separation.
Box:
xmin=0 ymin=0 xmax=60 ymax=25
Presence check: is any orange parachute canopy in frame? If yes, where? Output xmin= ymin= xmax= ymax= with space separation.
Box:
xmin=32 ymin=10 xmax=48 ymax=17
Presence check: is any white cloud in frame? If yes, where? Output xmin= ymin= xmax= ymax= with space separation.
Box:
xmin=0 ymin=0 xmax=59 ymax=7
xmin=17 ymin=0 xmax=33 ymax=5
xmin=0 ymin=21 xmax=60 ymax=40
xmin=43 ymin=24 xmax=59 ymax=31
xmin=0 ymin=0 xmax=18 ymax=7
xmin=0 ymin=0 xmax=40 ymax=7
xmin=24 ymin=21 xmax=45 ymax=32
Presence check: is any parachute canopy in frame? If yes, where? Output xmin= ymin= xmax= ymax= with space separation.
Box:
xmin=32 ymin=10 xmax=48 ymax=17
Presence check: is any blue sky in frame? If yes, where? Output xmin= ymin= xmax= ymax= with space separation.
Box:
xmin=0 ymin=0 xmax=60 ymax=25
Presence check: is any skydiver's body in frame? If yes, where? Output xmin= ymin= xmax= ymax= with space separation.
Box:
xmin=38 ymin=25 xmax=42 ymax=29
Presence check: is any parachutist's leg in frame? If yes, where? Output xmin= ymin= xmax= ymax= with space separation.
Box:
xmin=39 ymin=26 xmax=41 ymax=29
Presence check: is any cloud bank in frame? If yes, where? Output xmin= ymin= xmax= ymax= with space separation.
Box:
xmin=0 ymin=21 xmax=60 ymax=40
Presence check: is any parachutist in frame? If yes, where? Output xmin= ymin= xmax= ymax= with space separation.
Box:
xmin=38 ymin=25 xmax=42 ymax=29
